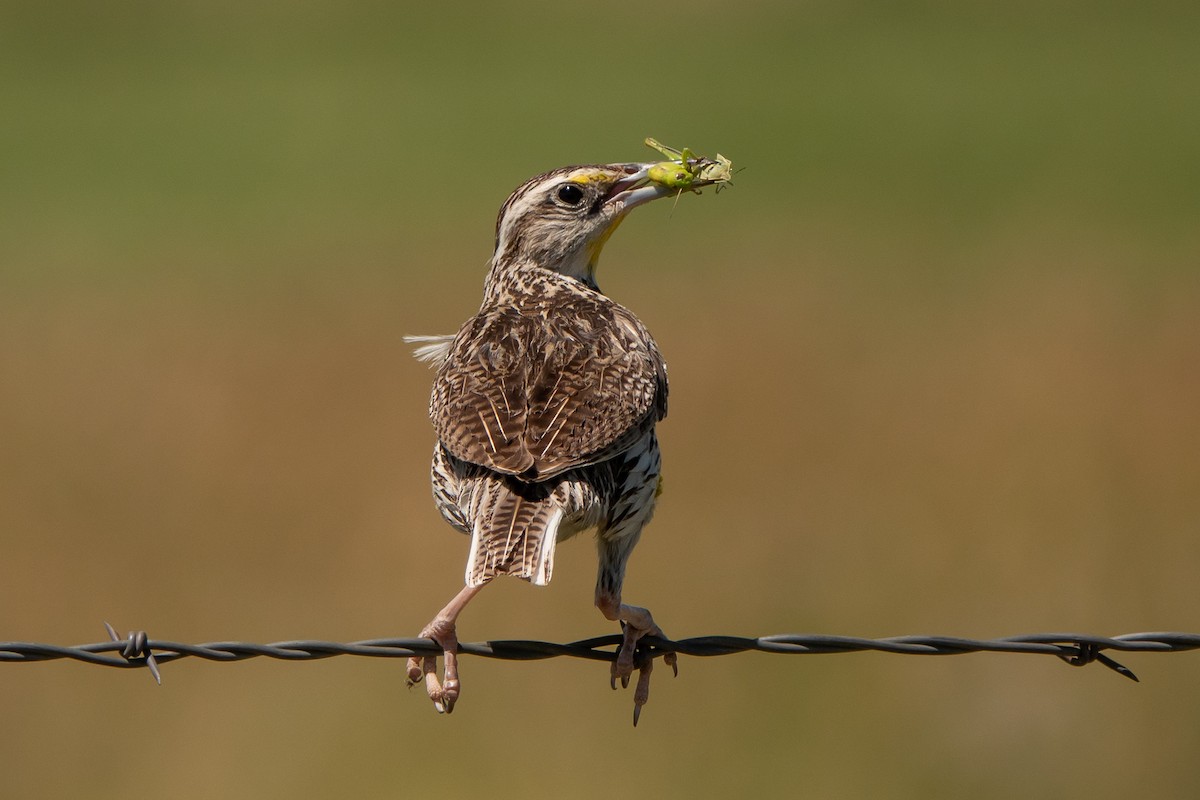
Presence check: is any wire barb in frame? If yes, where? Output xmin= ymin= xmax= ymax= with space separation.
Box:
xmin=1 ymin=629 xmax=1197 ymax=686
xmin=1056 ymin=640 xmax=1139 ymax=682
xmin=104 ymin=622 xmax=162 ymax=685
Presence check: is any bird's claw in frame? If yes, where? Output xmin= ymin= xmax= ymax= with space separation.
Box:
xmin=609 ymin=612 xmax=677 ymax=726
xmin=406 ymin=621 xmax=461 ymax=714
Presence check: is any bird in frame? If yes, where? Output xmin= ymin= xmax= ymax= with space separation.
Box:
xmin=406 ymin=158 xmax=696 ymax=724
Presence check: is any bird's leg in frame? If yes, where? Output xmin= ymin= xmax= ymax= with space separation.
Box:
xmin=596 ymin=535 xmax=676 ymax=725
xmin=406 ymin=583 xmax=483 ymax=714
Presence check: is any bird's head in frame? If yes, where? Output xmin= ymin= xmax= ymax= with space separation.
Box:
xmin=492 ymin=163 xmax=676 ymax=286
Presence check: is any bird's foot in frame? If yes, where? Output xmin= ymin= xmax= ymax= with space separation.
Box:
xmin=609 ymin=604 xmax=677 ymax=726
xmin=406 ymin=617 xmax=462 ymax=714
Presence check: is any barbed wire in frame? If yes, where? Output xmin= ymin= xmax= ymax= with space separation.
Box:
xmin=3 ymin=625 xmax=1199 ymax=685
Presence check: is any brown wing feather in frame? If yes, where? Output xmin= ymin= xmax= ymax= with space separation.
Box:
xmin=432 ymin=292 xmax=667 ymax=480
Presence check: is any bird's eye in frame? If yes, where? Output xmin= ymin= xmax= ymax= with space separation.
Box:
xmin=555 ymin=183 xmax=585 ymax=206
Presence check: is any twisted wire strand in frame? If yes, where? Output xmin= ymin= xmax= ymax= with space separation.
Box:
xmin=4 ymin=627 xmax=1199 ymax=685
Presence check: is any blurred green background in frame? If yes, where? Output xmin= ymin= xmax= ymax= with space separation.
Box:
xmin=2 ymin=1 xmax=1199 ymax=797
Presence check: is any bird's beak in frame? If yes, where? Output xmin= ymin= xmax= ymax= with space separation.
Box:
xmin=601 ymin=164 xmax=673 ymax=213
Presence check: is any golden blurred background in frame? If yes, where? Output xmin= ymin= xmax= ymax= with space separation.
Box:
xmin=2 ymin=1 xmax=1199 ymax=797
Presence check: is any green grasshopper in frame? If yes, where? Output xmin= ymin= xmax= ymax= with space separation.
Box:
xmin=644 ymin=138 xmax=734 ymax=193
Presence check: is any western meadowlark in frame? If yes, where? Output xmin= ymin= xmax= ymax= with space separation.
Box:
xmin=406 ymin=157 xmax=715 ymax=723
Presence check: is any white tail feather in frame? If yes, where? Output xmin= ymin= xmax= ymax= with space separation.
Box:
xmin=531 ymin=508 xmax=562 ymax=586
xmin=404 ymin=334 xmax=455 ymax=367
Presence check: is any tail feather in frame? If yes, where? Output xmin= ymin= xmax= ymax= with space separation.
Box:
xmin=404 ymin=334 xmax=455 ymax=367
xmin=465 ymin=478 xmax=562 ymax=587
